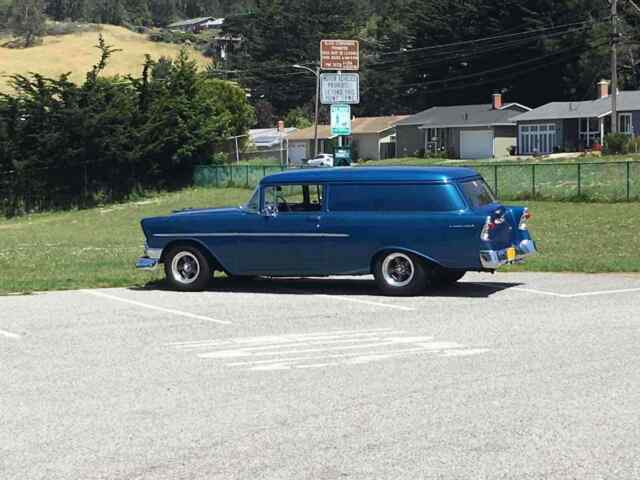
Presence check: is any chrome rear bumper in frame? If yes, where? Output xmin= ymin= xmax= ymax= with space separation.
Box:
xmin=480 ymin=239 xmax=537 ymax=270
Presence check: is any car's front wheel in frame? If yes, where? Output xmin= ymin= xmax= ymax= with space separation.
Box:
xmin=164 ymin=245 xmax=211 ymax=292
xmin=374 ymin=252 xmax=427 ymax=296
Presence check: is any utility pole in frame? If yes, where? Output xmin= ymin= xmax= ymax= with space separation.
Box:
xmin=611 ymin=0 xmax=619 ymax=134
xmin=293 ymin=64 xmax=321 ymax=158
xmin=314 ymin=66 xmax=320 ymax=157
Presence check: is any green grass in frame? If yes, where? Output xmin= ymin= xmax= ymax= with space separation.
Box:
xmin=1 ymin=189 xmax=638 ymax=295
xmin=0 ymin=187 xmax=251 ymax=295
xmin=360 ymin=154 xmax=640 ymax=166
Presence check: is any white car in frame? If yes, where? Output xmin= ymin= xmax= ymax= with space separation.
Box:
xmin=307 ymin=154 xmax=334 ymax=167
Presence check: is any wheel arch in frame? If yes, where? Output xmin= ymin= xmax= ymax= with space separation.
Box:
xmin=160 ymin=238 xmax=229 ymax=273
xmin=370 ymin=247 xmax=444 ymax=274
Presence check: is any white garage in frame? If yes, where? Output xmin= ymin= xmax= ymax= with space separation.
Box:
xmin=459 ymin=130 xmax=494 ymax=160
xmin=288 ymin=141 xmax=308 ymax=164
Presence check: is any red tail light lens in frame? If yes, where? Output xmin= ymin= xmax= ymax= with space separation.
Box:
xmin=519 ymin=208 xmax=531 ymax=230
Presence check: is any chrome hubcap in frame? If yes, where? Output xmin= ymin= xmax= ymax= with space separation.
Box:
xmin=171 ymin=252 xmax=200 ymax=285
xmin=381 ymin=253 xmax=415 ymax=288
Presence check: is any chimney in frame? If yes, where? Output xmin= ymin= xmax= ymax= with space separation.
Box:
xmin=597 ymin=80 xmax=610 ymax=99
xmin=277 ymin=120 xmax=285 ymax=132
xmin=492 ymin=93 xmax=503 ymax=110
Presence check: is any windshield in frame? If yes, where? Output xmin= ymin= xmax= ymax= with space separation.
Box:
xmin=244 ymin=187 xmax=260 ymax=212
xmin=460 ymin=179 xmax=496 ymax=209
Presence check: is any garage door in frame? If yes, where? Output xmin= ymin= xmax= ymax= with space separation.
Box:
xmin=460 ymin=130 xmax=493 ymax=160
xmin=288 ymin=142 xmax=308 ymax=164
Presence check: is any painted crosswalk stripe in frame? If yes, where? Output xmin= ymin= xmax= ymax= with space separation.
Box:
xmin=169 ymin=328 xmax=490 ymax=371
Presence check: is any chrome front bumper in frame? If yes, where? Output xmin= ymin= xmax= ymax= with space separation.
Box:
xmin=135 ymin=246 xmax=163 ymax=271
xmin=480 ymin=239 xmax=537 ymax=270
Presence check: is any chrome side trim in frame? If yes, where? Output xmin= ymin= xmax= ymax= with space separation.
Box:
xmin=480 ymin=239 xmax=537 ymax=270
xmin=153 ymin=233 xmax=350 ymax=238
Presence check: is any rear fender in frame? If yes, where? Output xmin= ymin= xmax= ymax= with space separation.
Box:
xmin=370 ymin=246 xmax=445 ymax=274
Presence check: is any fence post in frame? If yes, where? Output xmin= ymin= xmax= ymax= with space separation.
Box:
xmin=215 ymin=166 xmax=219 ymax=188
xmin=230 ymin=166 xmax=233 ymax=187
xmin=263 ymin=165 xmax=266 ymax=180
xmin=532 ymin=164 xmax=536 ymax=199
xmin=246 ymin=165 xmax=250 ymax=187
xmin=627 ymin=161 xmax=631 ymax=202
xmin=494 ymin=165 xmax=499 ymax=198
xmin=577 ymin=163 xmax=582 ymax=198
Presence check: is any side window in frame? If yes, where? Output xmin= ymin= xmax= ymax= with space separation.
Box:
xmin=328 ymin=184 xmax=465 ymax=212
xmin=263 ymin=184 xmax=324 ymax=214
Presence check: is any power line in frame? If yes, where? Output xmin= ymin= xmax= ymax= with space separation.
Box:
xmin=375 ymin=19 xmax=606 ymax=57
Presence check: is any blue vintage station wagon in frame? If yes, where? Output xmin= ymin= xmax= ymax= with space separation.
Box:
xmin=136 ymin=167 xmax=537 ymax=295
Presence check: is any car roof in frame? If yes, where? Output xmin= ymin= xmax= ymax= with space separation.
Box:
xmin=260 ymin=167 xmax=480 ymax=185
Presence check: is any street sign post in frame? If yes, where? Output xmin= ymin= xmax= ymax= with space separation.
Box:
xmin=320 ymin=40 xmax=360 ymax=71
xmin=320 ymin=73 xmax=360 ymax=105
xmin=331 ymin=104 xmax=351 ymax=137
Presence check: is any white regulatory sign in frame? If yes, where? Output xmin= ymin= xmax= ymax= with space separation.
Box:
xmin=320 ymin=73 xmax=360 ymax=105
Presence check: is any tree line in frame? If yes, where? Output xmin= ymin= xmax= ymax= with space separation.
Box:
xmin=0 ymin=37 xmax=255 ymax=216
xmin=217 ymin=0 xmax=640 ymax=125
xmin=0 ymin=0 xmax=254 ymax=28
xmin=4 ymin=1 xmax=640 ymax=125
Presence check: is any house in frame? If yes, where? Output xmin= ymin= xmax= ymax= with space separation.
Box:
xmin=287 ymin=116 xmax=408 ymax=163
xmin=512 ymin=81 xmax=640 ymax=154
xmin=394 ymin=94 xmax=531 ymax=159
xmin=168 ymin=17 xmax=224 ymax=33
xmin=249 ymin=123 xmax=297 ymax=150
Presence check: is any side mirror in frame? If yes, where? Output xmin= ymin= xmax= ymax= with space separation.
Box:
xmin=263 ymin=204 xmax=278 ymax=217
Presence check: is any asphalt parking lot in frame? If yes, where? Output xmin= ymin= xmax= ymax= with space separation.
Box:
xmin=2 ymin=272 xmax=640 ymax=480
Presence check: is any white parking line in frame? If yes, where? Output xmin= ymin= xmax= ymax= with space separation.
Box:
xmin=0 ymin=329 xmax=21 ymax=339
xmin=82 ymin=290 xmax=231 ymax=325
xmin=470 ymin=283 xmax=640 ymax=299
xmin=316 ymin=294 xmax=416 ymax=311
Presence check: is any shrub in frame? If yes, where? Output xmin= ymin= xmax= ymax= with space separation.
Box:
xmin=626 ymin=136 xmax=640 ymax=154
xmin=603 ymin=133 xmax=630 ymax=155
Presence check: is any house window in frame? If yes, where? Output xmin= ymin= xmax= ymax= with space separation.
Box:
xmin=519 ymin=124 xmax=557 ymax=154
xmin=579 ymin=118 xmax=600 ymax=148
xmin=619 ymin=113 xmax=633 ymax=135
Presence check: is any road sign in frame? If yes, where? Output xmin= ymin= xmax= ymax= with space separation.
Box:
xmin=320 ymin=40 xmax=359 ymax=71
xmin=331 ymin=104 xmax=351 ymax=136
xmin=320 ymin=73 xmax=360 ymax=105
xmin=334 ymin=147 xmax=352 ymax=166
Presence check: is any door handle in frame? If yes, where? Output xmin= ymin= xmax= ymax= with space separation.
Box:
xmin=306 ymin=216 xmax=321 ymax=223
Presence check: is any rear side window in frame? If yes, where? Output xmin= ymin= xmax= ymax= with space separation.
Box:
xmin=328 ymin=184 xmax=465 ymax=212
xmin=460 ymin=179 xmax=496 ymax=208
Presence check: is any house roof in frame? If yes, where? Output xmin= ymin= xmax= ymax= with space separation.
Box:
xmin=168 ymin=17 xmax=222 ymax=28
xmin=394 ymin=103 xmax=530 ymax=128
xmin=249 ymin=128 xmax=297 ymax=148
xmin=287 ymin=116 xmax=408 ymax=141
xmin=260 ymin=167 xmax=480 ymax=185
xmin=512 ymin=91 xmax=640 ymax=122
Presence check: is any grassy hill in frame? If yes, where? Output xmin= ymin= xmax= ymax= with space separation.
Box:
xmin=0 ymin=25 xmax=210 ymax=93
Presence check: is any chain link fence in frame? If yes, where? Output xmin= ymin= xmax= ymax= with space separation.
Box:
xmin=194 ymin=161 xmax=640 ymax=202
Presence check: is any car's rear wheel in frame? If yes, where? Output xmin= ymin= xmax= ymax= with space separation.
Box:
xmin=434 ymin=269 xmax=466 ymax=287
xmin=374 ymin=252 xmax=427 ymax=296
xmin=164 ymin=245 xmax=211 ymax=292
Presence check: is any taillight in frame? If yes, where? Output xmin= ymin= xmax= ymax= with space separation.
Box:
xmin=480 ymin=215 xmax=502 ymax=241
xmin=519 ymin=208 xmax=531 ymax=230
